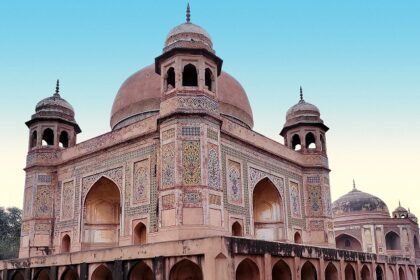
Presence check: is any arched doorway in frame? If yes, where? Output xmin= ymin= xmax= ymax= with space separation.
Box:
xmin=83 ymin=177 xmax=120 ymax=248
xmin=232 ymin=222 xmax=243 ymax=237
xmin=344 ymin=264 xmax=356 ymax=280
xmin=61 ymin=234 xmax=71 ymax=253
xmin=335 ymin=234 xmax=362 ymax=251
xmin=61 ymin=268 xmax=79 ymax=280
xmin=36 ymin=269 xmax=50 ymax=280
xmin=301 ymin=261 xmax=317 ymax=280
xmin=272 ymin=260 xmax=291 ymax=280
xmin=129 ymin=261 xmax=154 ymax=280
xmin=253 ymin=178 xmax=283 ymax=241
xmin=385 ymin=231 xmax=401 ymax=250
xmin=361 ymin=265 xmax=371 ymax=280
xmin=133 ymin=223 xmax=147 ymax=245
xmin=376 ymin=266 xmax=384 ymax=280
xmin=11 ymin=272 xmax=24 ymax=280
xmin=91 ymin=265 xmax=112 ymax=280
xmin=294 ymin=232 xmax=302 ymax=244
xmin=169 ymin=259 xmax=203 ymax=280
xmin=325 ymin=263 xmax=338 ymax=280
xmin=399 ymin=267 xmax=406 ymax=280
xmin=236 ymin=258 xmax=260 ymax=280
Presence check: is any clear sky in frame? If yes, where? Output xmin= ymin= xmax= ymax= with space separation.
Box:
xmin=1 ymin=1 xmax=419 ymax=216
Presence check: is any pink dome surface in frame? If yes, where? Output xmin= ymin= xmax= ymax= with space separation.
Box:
xmin=110 ymin=64 xmax=253 ymax=129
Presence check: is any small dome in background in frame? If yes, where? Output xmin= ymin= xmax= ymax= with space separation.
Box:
xmin=332 ymin=182 xmax=390 ymax=218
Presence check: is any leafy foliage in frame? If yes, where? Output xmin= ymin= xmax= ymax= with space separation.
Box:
xmin=0 ymin=207 xmax=22 ymax=260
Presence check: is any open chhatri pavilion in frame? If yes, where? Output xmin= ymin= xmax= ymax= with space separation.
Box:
xmin=1 ymin=5 xmax=419 ymax=280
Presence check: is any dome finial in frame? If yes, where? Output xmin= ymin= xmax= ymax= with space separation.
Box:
xmin=54 ymin=79 xmax=60 ymax=97
xmin=299 ymin=86 xmax=304 ymax=102
xmin=186 ymin=3 xmax=191 ymax=23
xmin=399 ymin=200 xmax=401 ymax=207
xmin=353 ymin=179 xmax=356 ymax=190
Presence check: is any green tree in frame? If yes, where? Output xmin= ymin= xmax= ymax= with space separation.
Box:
xmin=0 ymin=207 xmax=22 ymax=260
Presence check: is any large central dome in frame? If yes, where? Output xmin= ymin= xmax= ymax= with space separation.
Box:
xmin=110 ymin=64 xmax=253 ymax=130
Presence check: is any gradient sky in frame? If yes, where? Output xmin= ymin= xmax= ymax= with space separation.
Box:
xmin=1 ymin=1 xmax=419 ymax=217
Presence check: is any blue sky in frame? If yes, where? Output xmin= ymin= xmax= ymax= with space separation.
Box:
xmin=1 ymin=1 xmax=419 ymax=216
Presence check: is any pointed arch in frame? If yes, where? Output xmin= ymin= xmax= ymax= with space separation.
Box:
xmin=399 ymin=267 xmax=406 ymax=280
xmin=294 ymin=232 xmax=302 ymax=244
xmin=305 ymin=132 xmax=316 ymax=149
xmin=42 ymin=128 xmax=54 ymax=146
xmin=35 ymin=269 xmax=50 ymax=280
xmin=385 ymin=231 xmax=401 ymax=250
xmin=169 ymin=259 xmax=203 ymax=280
xmin=91 ymin=265 xmax=112 ymax=280
xmin=11 ymin=271 xmax=24 ymax=280
xmin=320 ymin=134 xmax=326 ymax=152
xmin=205 ymin=68 xmax=214 ymax=91
xmin=31 ymin=130 xmax=38 ymax=148
xmin=361 ymin=265 xmax=371 ymax=280
xmin=253 ymin=177 xmax=283 ymax=241
xmin=292 ymin=134 xmax=301 ymax=151
xmin=344 ymin=264 xmax=356 ymax=280
xmin=83 ymin=177 xmax=120 ymax=248
xmin=61 ymin=234 xmax=71 ymax=253
xmin=301 ymin=261 xmax=317 ymax=280
xmin=325 ymin=263 xmax=338 ymax=280
xmin=59 ymin=131 xmax=69 ymax=148
xmin=165 ymin=67 xmax=175 ymax=90
xmin=232 ymin=221 xmax=243 ymax=237
xmin=182 ymin=64 xmax=198 ymax=86
xmin=61 ymin=268 xmax=79 ymax=280
xmin=133 ymin=222 xmax=147 ymax=245
xmin=272 ymin=259 xmax=291 ymax=280
xmin=128 ymin=261 xmax=154 ymax=280
xmin=336 ymin=233 xmax=362 ymax=251
xmin=375 ymin=266 xmax=384 ymax=280
xmin=236 ymin=258 xmax=260 ymax=280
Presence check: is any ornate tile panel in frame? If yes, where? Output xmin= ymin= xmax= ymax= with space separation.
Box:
xmin=227 ymin=159 xmax=243 ymax=205
xmin=162 ymin=128 xmax=175 ymax=141
xmin=248 ymin=167 xmax=284 ymax=194
xmin=162 ymin=194 xmax=175 ymax=210
xmin=307 ymin=185 xmax=323 ymax=216
xmin=23 ymin=187 xmax=32 ymax=218
xmin=207 ymin=128 xmax=218 ymax=141
xmin=162 ymin=142 xmax=176 ymax=188
xmin=209 ymin=194 xmax=221 ymax=206
xmin=132 ymin=159 xmax=150 ymax=205
xmin=289 ymin=182 xmax=301 ymax=218
xmin=34 ymin=185 xmax=52 ymax=218
xmin=207 ymin=143 xmax=220 ymax=189
xmin=61 ymin=181 xmax=75 ymax=221
xmin=82 ymin=167 xmax=123 ymax=198
xmin=182 ymin=141 xmax=201 ymax=185
xmin=183 ymin=189 xmax=202 ymax=208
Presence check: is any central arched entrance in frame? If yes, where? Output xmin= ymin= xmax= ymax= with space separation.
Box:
xmin=253 ymin=178 xmax=283 ymax=241
xmin=83 ymin=177 xmax=120 ymax=249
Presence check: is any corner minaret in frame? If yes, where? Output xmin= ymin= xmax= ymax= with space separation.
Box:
xmin=280 ymin=87 xmax=329 ymax=155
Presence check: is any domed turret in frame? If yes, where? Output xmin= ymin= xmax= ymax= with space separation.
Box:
xmin=332 ymin=181 xmax=390 ymax=218
xmin=280 ymin=87 xmax=328 ymax=154
xmin=392 ymin=202 xmax=409 ymax=218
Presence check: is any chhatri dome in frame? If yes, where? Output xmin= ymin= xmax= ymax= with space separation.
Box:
xmin=332 ymin=180 xmax=390 ymax=218
xmin=110 ymin=5 xmax=253 ymax=130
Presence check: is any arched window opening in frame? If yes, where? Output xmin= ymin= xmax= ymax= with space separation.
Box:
xmin=301 ymin=261 xmax=317 ymax=280
xmin=236 ymin=258 xmax=260 ymax=280
xmin=133 ymin=222 xmax=147 ymax=245
xmin=12 ymin=272 xmax=24 ymax=280
xmin=336 ymin=234 xmax=362 ymax=251
xmin=344 ymin=264 xmax=356 ymax=280
xmin=61 ymin=268 xmax=79 ymax=280
xmin=83 ymin=177 xmax=120 ymax=249
xmin=182 ymin=64 xmax=198 ymax=87
xmin=385 ymin=231 xmax=401 ymax=250
xmin=232 ymin=222 xmax=243 ymax=237
xmin=375 ymin=266 xmax=383 ymax=280
xmin=320 ymin=135 xmax=326 ymax=152
xmin=399 ymin=267 xmax=406 ymax=280
xmin=325 ymin=263 xmax=338 ymax=280
xmin=31 ymin=131 xmax=38 ymax=148
xmin=305 ymin=132 xmax=316 ymax=149
xmin=294 ymin=232 xmax=302 ymax=244
xmin=272 ymin=260 xmax=291 ymax=280
xmin=59 ymin=131 xmax=69 ymax=148
xmin=42 ymin=128 xmax=54 ymax=146
xmin=292 ymin=134 xmax=301 ymax=151
xmin=253 ymin=178 xmax=283 ymax=241
xmin=129 ymin=261 xmax=154 ymax=280
xmin=205 ymin=68 xmax=214 ymax=91
xmin=91 ymin=265 xmax=112 ymax=280
xmin=166 ymin=67 xmax=175 ymax=90
xmin=61 ymin=234 xmax=71 ymax=253
xmin=169 ymin=259 xmax=203 ymax=280
xmin=361 ymin=265 xmax=371 ymax=280
xmin=36 ymin=269 xmax=50 ymax=280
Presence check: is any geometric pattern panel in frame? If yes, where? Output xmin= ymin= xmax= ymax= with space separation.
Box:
xmin=162 ymin=142 xmax=176 ymax=188
xmin=227 ymin=159 xmax=243 ymax=205
xmin=182 ymin=141 xmax=201 ymax=185
xmin=289 ymin=182 xmax=301 ymax=218
xmin=306 ymin=185 xmax=323 ymax=216
xmin=132 ymin=159 xmax=150 ymax=205
xmin=162 ymin=194 xmax=175 ymax=210
xmin=207 ymin=143 xmax=220 ymax=189
xmin=34 ymin=185 xmax=52 ymax=218
xmin=61 ymin=181 xmax=74 ymax=221
xmin=23 ymin=187 xmax=32 ymax=218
